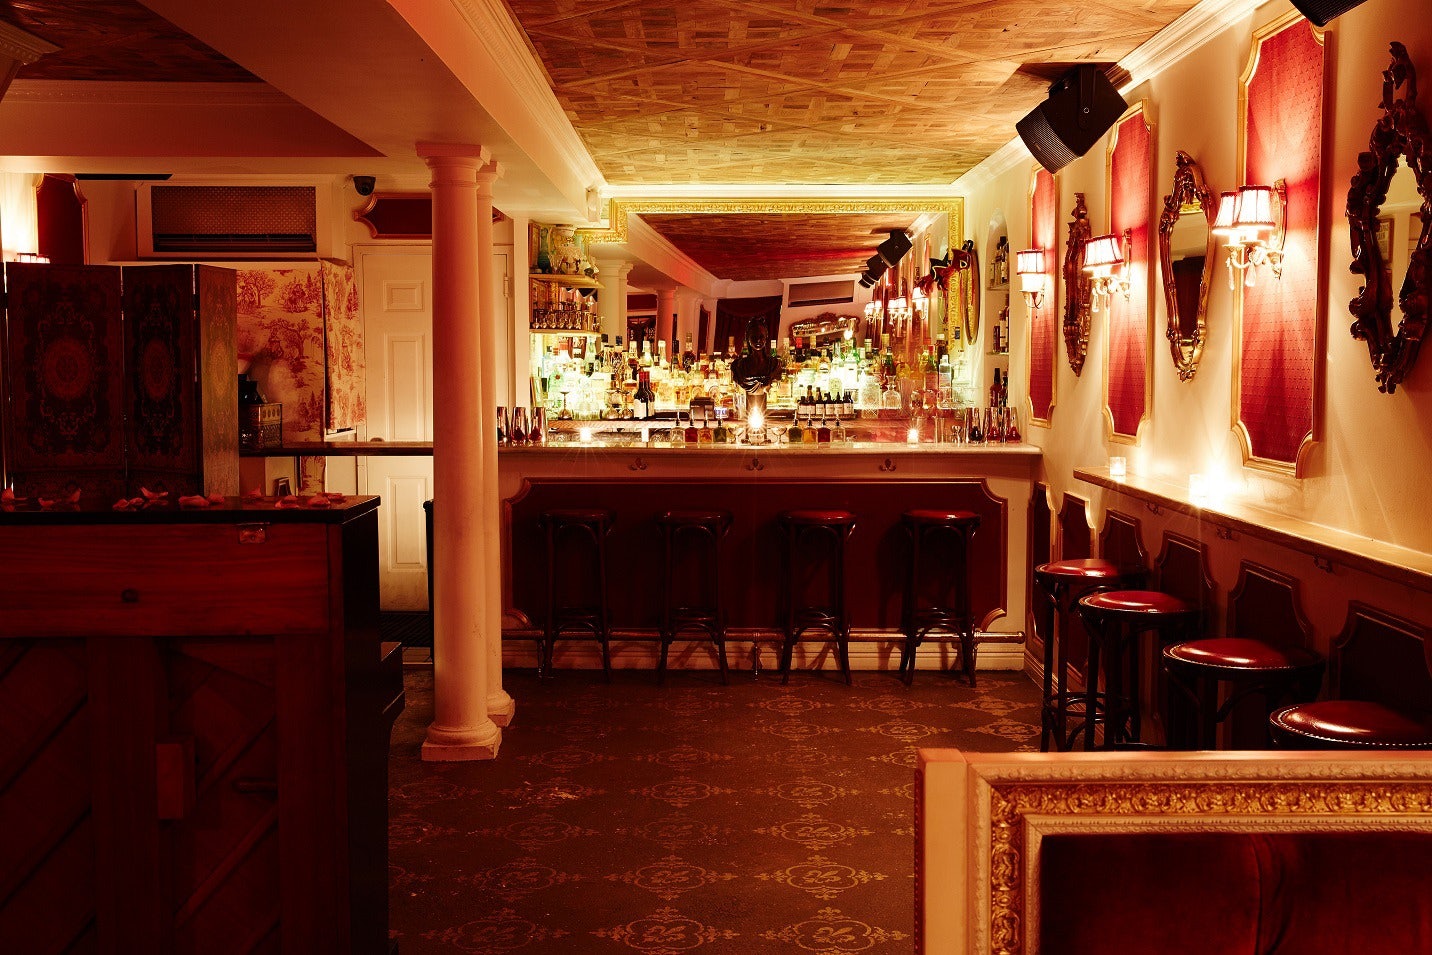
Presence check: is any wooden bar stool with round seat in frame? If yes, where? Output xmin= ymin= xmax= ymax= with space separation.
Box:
xmin=1074 ymin=590 xmax=1201 ymax=749
xmin=898 ymin=509 xmax=981 ymax=686
xmin=657 ymin=508 xmax=732 ymax=685
xmin=540 ymin=507 xmax=614 ymax=681
xmin=1161 ymin=639 xmax=1325 ymax=749
xmin=778 ymin=509 xmax=857 ymax=686
xmin=1034 ymin=559 xmax=1142 ymax=751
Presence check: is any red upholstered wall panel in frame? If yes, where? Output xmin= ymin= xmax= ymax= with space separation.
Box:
xmin=1239 ymin=20 xmax=1324 ymax=467
xmin=1107 ymin=113 xmax=1151 ymax=439
xmin=1030 ymin=170 xmax=1058 ymax=422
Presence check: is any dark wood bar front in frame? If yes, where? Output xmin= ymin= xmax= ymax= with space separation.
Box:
xmin=499 ymin=444 xmax=1041 ymax=671
xmin=0 ymin=497 xmax=401 ymax=955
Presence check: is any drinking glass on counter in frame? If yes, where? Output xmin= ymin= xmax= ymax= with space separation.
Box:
xmin=510 ymin=407 xmax=529 ymax=444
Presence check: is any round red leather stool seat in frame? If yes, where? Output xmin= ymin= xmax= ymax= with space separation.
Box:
xmin=659 ymin=508 xmax=729 ymax=526
xmin=1037 ymin=558 xmax=1124 ymax=581
xmin=783 ymin=509 xmax=856 ymax=525
xmin=543 ymin=507 xmax=614 ymax=525
xmin=1164 ymin=638 xmax=1322 ymax=672
xmin=1081 ymin=590 xmax=1197 ymax=616
xmin=1269 ymin=700 xmax=1432 ymax=749
xmin=903 ymin=508 xmax=980 ymax=525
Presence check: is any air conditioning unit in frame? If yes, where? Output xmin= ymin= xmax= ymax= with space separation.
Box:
xmin=136 ymin=182 xmax=332 ymax=258
xmin=787 ymin=278 xmax=855 ymax=307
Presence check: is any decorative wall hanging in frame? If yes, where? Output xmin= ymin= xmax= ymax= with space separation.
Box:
xmin=1233 ymin=13 xmax=1326 ymax=475
xmin=1063 ymin=193 xmax=1092 ymax=376
xmin=1105 ymin=106 xmax=1155 ymax=442
xmin=962 ymin=239 xmax=982 ymax=345
xmin=1029 ymin=169 xmax=1058 ymax=424
xmin=1346 ymin=42 xmax=1431 ymax=394
xmin=1159 ymin=151 xmax=1218 ymax=380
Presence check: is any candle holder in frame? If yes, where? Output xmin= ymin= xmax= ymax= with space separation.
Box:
xmin=1189 ymin=473 xmax=1208 ymax=502
xmin=1109 ymin=456 xmax=1127 ymax=480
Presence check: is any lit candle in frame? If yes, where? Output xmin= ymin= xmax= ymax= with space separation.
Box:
xmin=1189 ymin=473 xmax=1208 ymax=501
xmin=1109 ymin=456 xmax=1127 ymax=479
xmin=749 ymin=409 xmax=764 ymax=432
xmin=907 ymin=426 xmax=921 ymax=444
xmin=641 ymin=425 xmax=651 ymax=444
xmin=579 ymin=426 xmax=593 ymax=444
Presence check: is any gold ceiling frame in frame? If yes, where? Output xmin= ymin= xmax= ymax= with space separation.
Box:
xmin=581 ymin=195 xmax=964 ymax=273
xmin=1102 ymin=99 xmax=1157 ymax=448
xmin=1231 ymin=9 xmax=1327 ymax=479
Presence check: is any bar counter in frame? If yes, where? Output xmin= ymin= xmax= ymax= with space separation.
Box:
xmin=498 ymin=441 xmax=1041 ymax=672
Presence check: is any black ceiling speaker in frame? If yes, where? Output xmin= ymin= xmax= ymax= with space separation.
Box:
xmin=1016 ymin=65 xmax=1129 ymax=173
xmin=1288 ymin=0 xmax=1367 ymax=26
xmin=858 ymin=230 xmax=913 ymax=287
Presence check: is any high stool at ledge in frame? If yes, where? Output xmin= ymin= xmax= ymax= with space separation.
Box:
xmin=778 ymin=509 xmax=857 ymax=685
xmin=540 ymin=507 xmax=614 ymax=680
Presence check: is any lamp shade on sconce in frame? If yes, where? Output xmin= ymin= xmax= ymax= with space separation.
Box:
xmin=1016 ymin=65 xmax=1129 ymax=173
xmin=1082 ymin=234 xmax=1124 ymax=272
xmin=1232 ymin=185 xmax=1277 ymax=234
xmin=1212 ymin=191 xmax=1240 ymax=235
xmin=1016 ymin=249 xmax=1046 ymax=276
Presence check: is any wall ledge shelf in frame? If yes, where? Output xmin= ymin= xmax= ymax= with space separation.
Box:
xmin=241 ymin=441 xmax=434 ymax=457
xmin=1074 ymin=466 xmax=1432 ymax=595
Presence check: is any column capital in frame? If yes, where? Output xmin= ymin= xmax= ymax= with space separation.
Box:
xmin=417 ymin=142 xmax=491 ymax=166
xmin=475 ymin=160 xmax=505 ymax=191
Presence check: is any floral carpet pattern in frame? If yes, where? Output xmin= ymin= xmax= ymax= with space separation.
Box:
xmin=389 ymin=668 xmax=1042 ymax=954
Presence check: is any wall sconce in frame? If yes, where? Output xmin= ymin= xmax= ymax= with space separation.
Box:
xmin=1082 ymin=230 xmax=1131 ymax=314
xmin=1212 ymin=182 xmax=1286 ymax=289
xmin=1016 ymin=249 xmax=1047 ymax=310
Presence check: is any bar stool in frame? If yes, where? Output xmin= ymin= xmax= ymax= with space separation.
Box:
xmin=1269 ymin=701 xmax=1432 ymax=749
xmin=1034 ymin=559 xmax=1140 ymax=751
xmin=540 ymin=507 xmax=614 ymax=681
xmin=657 ymin=508 xmax=732 ymax=685
xmin=778 ymin=509 xmax=857 ymax=685
xmin=1161 ymin=639 xmax=1325 ymax=749
xmin=899 ymin=509 xmax=980 ymax=686
xmin=1074 ymin=591 xmax=1200 ymax=749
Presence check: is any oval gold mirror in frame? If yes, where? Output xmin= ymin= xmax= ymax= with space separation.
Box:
xmin=1348 ymin=42 xmax=1431 ymax=394
xmin=1158 ymin=151 xmax=1217 ymax=381
xmin=962 ymin=239 xmax=981 ymax=345
xmin=1063 ymin=193 xmax=1092 ymax=375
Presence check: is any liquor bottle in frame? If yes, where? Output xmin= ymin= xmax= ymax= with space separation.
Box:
xmin=728 ymin=336 xmax=737 ymax=359
xmin=657 ymin=339 xmax=668 ymax=370
xmin=842 ymin=390 xmax=854 ymax=419
xmin=924 ymin=348 xmax=939 ymax=391
xmin=968 ymin=406 xmax=983 ymax=443
xmin=697 ymin=410 xmax=714 ymax=445
xmin=711 ymin=413 xmax=729 ymax=444
xmin=816 ymin=413 xmax=831 ymax=445
xmin=786 ymin=411 xmax=804 ymax=444
xmin=633 ymin=371 xmax=654 ymax=420
xmin=684 ymin=410 xmax=700 ymax=444
xmin=670 ymin=411 xmax=687 ymax=448
xmin=989 ymin=369 xmax=1002 ymax=408
xmin=801 ymin=406 xmax=819 ymax=445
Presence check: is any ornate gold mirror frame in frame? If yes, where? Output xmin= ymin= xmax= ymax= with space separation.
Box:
xmin=1158 ymin=151 xmax=1218 ymax=381
xmin=1347 ymin=42 xmax=1432 ymax=394
xmin=961 ymin=238 xmax=981 ymax=344
xmin=1063 ymin=193 xmax=1092 ymax=375
xmin=582 ymin=198 xmax=966 ymax=339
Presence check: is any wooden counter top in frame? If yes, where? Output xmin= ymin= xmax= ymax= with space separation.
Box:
xmin=1075 ymin=466 xmax=1432 ymax=594
xmin=0 ymin=495 xmax=380 ymax=525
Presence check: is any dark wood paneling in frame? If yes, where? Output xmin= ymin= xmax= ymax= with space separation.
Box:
xmin=1155 ymin=532 xmax=1217 ymax=620
xmin=1058 ymin=494 xmax=1091 ymax=560
xmin=506 ymin=478 xmax=1007 ymax=633
xmin=1332 ymin=604 xmax=1432 ymax=714
xmin=1098 ymin=509 xmax=1145 ymax=570
xmin=1226 ymin=561 xmax=1315 ymax=746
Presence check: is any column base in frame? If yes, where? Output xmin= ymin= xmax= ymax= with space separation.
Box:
xmin=421 ymin=720 xmax=502 ymax=761
xmin=487 ymin=691 xmax=517 ymax=727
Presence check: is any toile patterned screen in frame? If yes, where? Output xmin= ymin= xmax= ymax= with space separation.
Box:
xmin=1237 ymin=17 xmax=1324 ymax=471
xmin=1106 ymin=109 xmax=1153 ymax=441
xmin=1030 ymin=169 xmax=1058 ymax=424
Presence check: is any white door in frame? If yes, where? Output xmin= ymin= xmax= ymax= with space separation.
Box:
xmin=358 ymin=247 xmax=514 ymax=610
xmin=360 ymin=249 xmax=435 ymax=610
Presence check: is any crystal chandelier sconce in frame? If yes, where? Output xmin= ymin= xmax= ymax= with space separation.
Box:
xmin=1082 ymin=230 xmax=1131 ymax=314
xmin=1212 ymin=182 xmax=1287 ymax=289
xmin=1016 ymin=248 xmax=1047 ymax=310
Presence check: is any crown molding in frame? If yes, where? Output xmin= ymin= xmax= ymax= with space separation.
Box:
xmin=1118 ymin=0 xmax=1265 ymax=92
xmin=0 ymin=20 xmax=58 ymax=63
xmin=448 ymin=0 xmax=604 ymax=191
xmin=4 ymin=79 xmax=291 ymax=107
xmin=953 ymin=0 xmax=1262 ymax=199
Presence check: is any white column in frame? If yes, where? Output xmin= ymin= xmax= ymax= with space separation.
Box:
xmin=701 ymin=296 xmax=719 ymax=354
xmin=674 ymin=288 xmax=700 ymax=352
xmin=593 ymin=256 xmax=631 ymax=341
xmin=656 ymin=286 xmax=676 ymax=349
xmin=418 ymin=143 xmax=501 ymax=762
xmin=476 ymin=162 xmax=515 ymax=727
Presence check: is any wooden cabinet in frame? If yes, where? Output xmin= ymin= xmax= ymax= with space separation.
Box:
xmin=0 ymin=497 xmax=401 ymax=955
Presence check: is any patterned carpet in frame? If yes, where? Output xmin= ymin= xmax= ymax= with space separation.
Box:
xmin=389 ymin=667 xmax=1043 ymax=954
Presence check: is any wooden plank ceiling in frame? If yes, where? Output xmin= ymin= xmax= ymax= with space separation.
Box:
xmin=641 ymin=211 xmax=921 ymax=280
xmin=501 ymin=0 xmax=1200 ymax=186
xmin=0 ymin=0 xmax=258 ymax=82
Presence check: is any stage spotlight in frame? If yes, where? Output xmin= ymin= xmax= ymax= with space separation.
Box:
xmin=1289 ymin=0 xmax=1367 ymax=26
